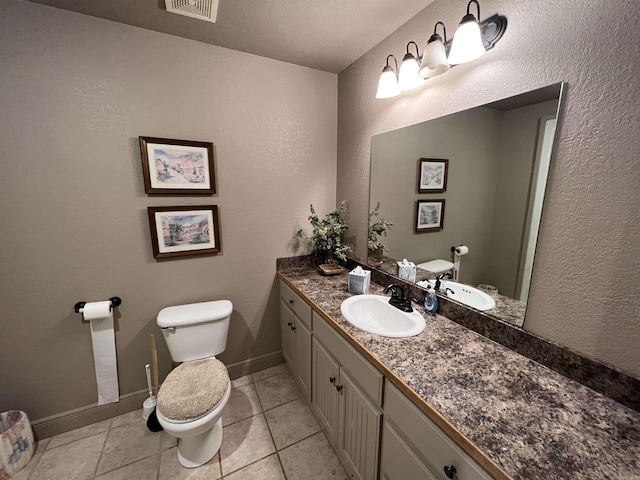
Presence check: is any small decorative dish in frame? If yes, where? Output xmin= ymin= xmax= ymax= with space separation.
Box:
xmin=478 ymin=284 xmax=499 ymax=296
xmin=319 ymin=264 xmax=344 ymax=276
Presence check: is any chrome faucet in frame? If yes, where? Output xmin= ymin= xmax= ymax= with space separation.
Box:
xmin=383 ymin=284 xmax=414 ymax=312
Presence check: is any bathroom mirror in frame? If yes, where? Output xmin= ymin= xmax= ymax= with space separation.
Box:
xmin=369 ymin=83 xmax=564 ymax=327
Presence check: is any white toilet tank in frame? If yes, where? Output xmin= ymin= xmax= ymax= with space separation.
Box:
xmin=157 ymin=300 xmax=233 ymax=362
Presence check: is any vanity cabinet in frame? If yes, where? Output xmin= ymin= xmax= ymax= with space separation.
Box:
xmin=312 ymin=311 xmax=383 ymax=480
xmin=279 ymin=281 xmax=312 ymax=400
xmin=279 ymin=276 xmax=493 ymax=480
xmin=381 ymin=382 xmax=492 ymax=480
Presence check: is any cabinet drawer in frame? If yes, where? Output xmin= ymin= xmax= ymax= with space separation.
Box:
xmin=314 ymin=311 xmax=383 ymax=406
xmin=279 ymin=280 xmax=312 ymax=329
xmin=380 ymin=422 xmax=437 ymax=480
xmin=384 ymin=382 xmax=492 ymax=480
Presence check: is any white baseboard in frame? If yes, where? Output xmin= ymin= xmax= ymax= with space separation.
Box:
xmin=32 ymin=350 xmax=284 ymax=440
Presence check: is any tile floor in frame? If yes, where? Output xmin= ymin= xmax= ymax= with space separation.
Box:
xmin=14 ymin=364 xmax=352 ymax=480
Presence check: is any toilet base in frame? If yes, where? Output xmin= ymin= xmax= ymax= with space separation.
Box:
xmin=176 ymin=417 xmax=223 ymax=468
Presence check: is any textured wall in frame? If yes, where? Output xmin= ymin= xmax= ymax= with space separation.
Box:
xmin=337 ymin=0 xmax=640 ymax=378
xmin=0 ymin=0 xmax=337 ymax=420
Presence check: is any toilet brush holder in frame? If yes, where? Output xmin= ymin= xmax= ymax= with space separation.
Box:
xmin=143 ymin=396 xmax=156 ymax=421
xmin=142 ymin=363 xmax=156 ymax=421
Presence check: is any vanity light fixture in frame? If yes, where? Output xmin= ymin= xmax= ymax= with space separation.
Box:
xmin=398 ymin=41 xmax=424 ymax=91
xmin=418 ymin=21 xmax=450 ymax=79
xmin=448 ymin=0 xmax=486 ymax=65
xmin=375 ymin=55 xmax=401 ymax=99
xmin=374 ymin=0 xmax=506 ymax=99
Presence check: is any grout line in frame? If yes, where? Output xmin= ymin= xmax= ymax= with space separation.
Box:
xmin=90 ymin=429 xmax=110 ymax=479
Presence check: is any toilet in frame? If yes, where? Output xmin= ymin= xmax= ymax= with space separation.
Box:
xmin=416 ymin=259 xmax=454 ymax=276
xmin=155 ymin=300 xmax=233 ymax=468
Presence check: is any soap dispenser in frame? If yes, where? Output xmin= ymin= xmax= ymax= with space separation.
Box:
xmin=424 ymin=288 xmax=438 ymax=316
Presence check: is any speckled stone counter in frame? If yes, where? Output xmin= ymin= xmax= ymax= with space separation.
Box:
xmin=278 ymin=266 xmax=640 ymax=480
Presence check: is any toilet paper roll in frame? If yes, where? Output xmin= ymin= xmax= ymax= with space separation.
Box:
xmin=82 ymin=301 xmax=111 ymax=320
xmin=82 ymin=301 xmax=119 ymax=405
xmin=454 ymin=245 xmax=469 ymax=255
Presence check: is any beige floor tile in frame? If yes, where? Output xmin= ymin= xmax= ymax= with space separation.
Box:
xmin=159 ymin=448 xmax=221 ymax=480
xmin=30 ymin=432 xmax=107 ymax=480
xmin=279 ymin=432 xmax=348 ymax=480
xmin=254 ymin=372 xmax=301 ymax=411
xmin=265 ymin=398 xmax=321 ymax=449
xmin=224 ymin=453 xmax=285 ymax=480
xmin=10 ymin=439 xmax=50 ymax=480
xmin=250 ymin=363 xmax=289 ymax=383
xmin=96 ymin=422 xmax=161 ymax=475
xmin=160 ymin=431 xmax=178 ymax=451
xmin=223 ymin=384 xmax=262 ymax=427
xmin=220 ymin=414 xmax=276 ymax=475
xmin=94 ymin=455 xmax=159 ymax=480
xmin=231 ymin=374 xmax=252 ymax=389
xmin=47 ymin=418 xmax=111 ymax=449
xmin=110 ymin=409 xmax=144 ymax=429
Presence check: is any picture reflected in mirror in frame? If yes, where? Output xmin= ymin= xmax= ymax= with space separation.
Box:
xmin=369 ymin=83 xmax=564 ymax=327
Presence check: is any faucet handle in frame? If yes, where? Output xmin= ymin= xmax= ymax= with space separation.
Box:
xmin=383 ymin=283 xmax=405 ymax=299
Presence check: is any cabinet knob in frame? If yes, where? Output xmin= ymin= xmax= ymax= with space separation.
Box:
xmin=289 ymin=299 xmax=294 ymax=305
xmin=336 ymin=385 xmax=343 ymax=392
xmin=291 ymin=325 xmax=296 ymax=331
xmin=443 ymin=465 xmax=457 ymax=479
xmin=287 ymin=322 xmax=292 ymax=327
xmin=329 ymin=376 xmax=336 ymax=383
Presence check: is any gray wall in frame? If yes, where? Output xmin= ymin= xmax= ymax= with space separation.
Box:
xmin=337 ymin=0 xmax=640 ymax=378
xmin=0 ymin=0 xmax=337 ymax=420
xmin=487 ymin=100 xmax=559 ymax=297
xmin=370 ymin=107 xmax=504 ymax=286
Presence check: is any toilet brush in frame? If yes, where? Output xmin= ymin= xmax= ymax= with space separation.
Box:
xmin=142 ymin=364 xmax=156 ymax=421
xmin=146 ymin=333 xmax=163 ymax=432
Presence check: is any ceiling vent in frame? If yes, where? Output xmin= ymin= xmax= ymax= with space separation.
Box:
xmin=165 ymin=0 xmax=219 ymax=23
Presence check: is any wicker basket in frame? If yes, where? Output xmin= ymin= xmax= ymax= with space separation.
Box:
xmin=0 ymin=411 xmax=34 ymax=479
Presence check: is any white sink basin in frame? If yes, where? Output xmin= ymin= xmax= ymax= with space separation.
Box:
xmin=340 ymin=295 xmax=426 ymax=338
xmin=417 ymin=279 xmax=495 ymax=311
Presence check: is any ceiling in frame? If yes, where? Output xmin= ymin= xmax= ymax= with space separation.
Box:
xmin=26 ymin=0 xmax=433 ymax=73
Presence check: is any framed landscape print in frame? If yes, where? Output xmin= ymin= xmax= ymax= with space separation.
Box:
xmin=148 ymin=205 xmax=221 ymax=259
xmin=415 ymin=199 xmax=445 ymax=233
xmin=139 ymin=137 xmax=215 ymax=194
xmin=417 ymin=158 xmax=448 ymax=193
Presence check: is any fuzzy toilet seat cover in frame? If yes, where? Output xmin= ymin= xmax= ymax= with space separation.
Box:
xmin=157 ymin=358 xmax=229 ymax=422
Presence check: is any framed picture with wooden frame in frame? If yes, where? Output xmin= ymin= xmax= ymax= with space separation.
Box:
xmin=139 ymin=137 xmax=216 ymax=194
xmin=415 ymin=199 xmax=445 ymax=233
xmin=147 ymin=205 xmax=221 ymax=259
xmin=417 ymin=158 xmax=448 ymax=193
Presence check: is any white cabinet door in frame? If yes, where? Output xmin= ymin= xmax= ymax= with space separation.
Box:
xmin=279 ymin=281 xmax=312 ymax=400
xmin=312 ymin=338 xmax=341 ymax=444
xmin=280 ymin=299 xmax=294 ymax=369
xmin=279 ymin=298 xmax=294 ymax=366
xmin=293 ymin=317 xmax=312 ymax=399
xmin=339 ymin=370 xmax=381 ymax=480
xmin=380 ymin=421 xmax=437 ymax=480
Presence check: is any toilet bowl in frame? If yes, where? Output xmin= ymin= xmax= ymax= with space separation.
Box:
xmin=156 ymin=378 xmax=231 ymax=467
xmin=155 ymin=300 xmax=233 ymax=468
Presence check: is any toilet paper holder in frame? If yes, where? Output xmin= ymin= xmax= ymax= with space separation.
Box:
xmin=74 ymin=297 xmax=122 ymax=313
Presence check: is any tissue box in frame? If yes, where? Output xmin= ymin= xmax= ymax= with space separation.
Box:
xmin=397 ymin=259 xmax=416 ymax=283
xmin=348 ymin=266 xmax=371 ymax=295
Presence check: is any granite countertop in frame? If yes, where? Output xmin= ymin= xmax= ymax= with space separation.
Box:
xmin=278 ymin=266 xmax=640 ymax=480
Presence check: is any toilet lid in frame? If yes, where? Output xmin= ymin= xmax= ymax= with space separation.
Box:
xmin=157 ymin=358 xmax=230 ymax=422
